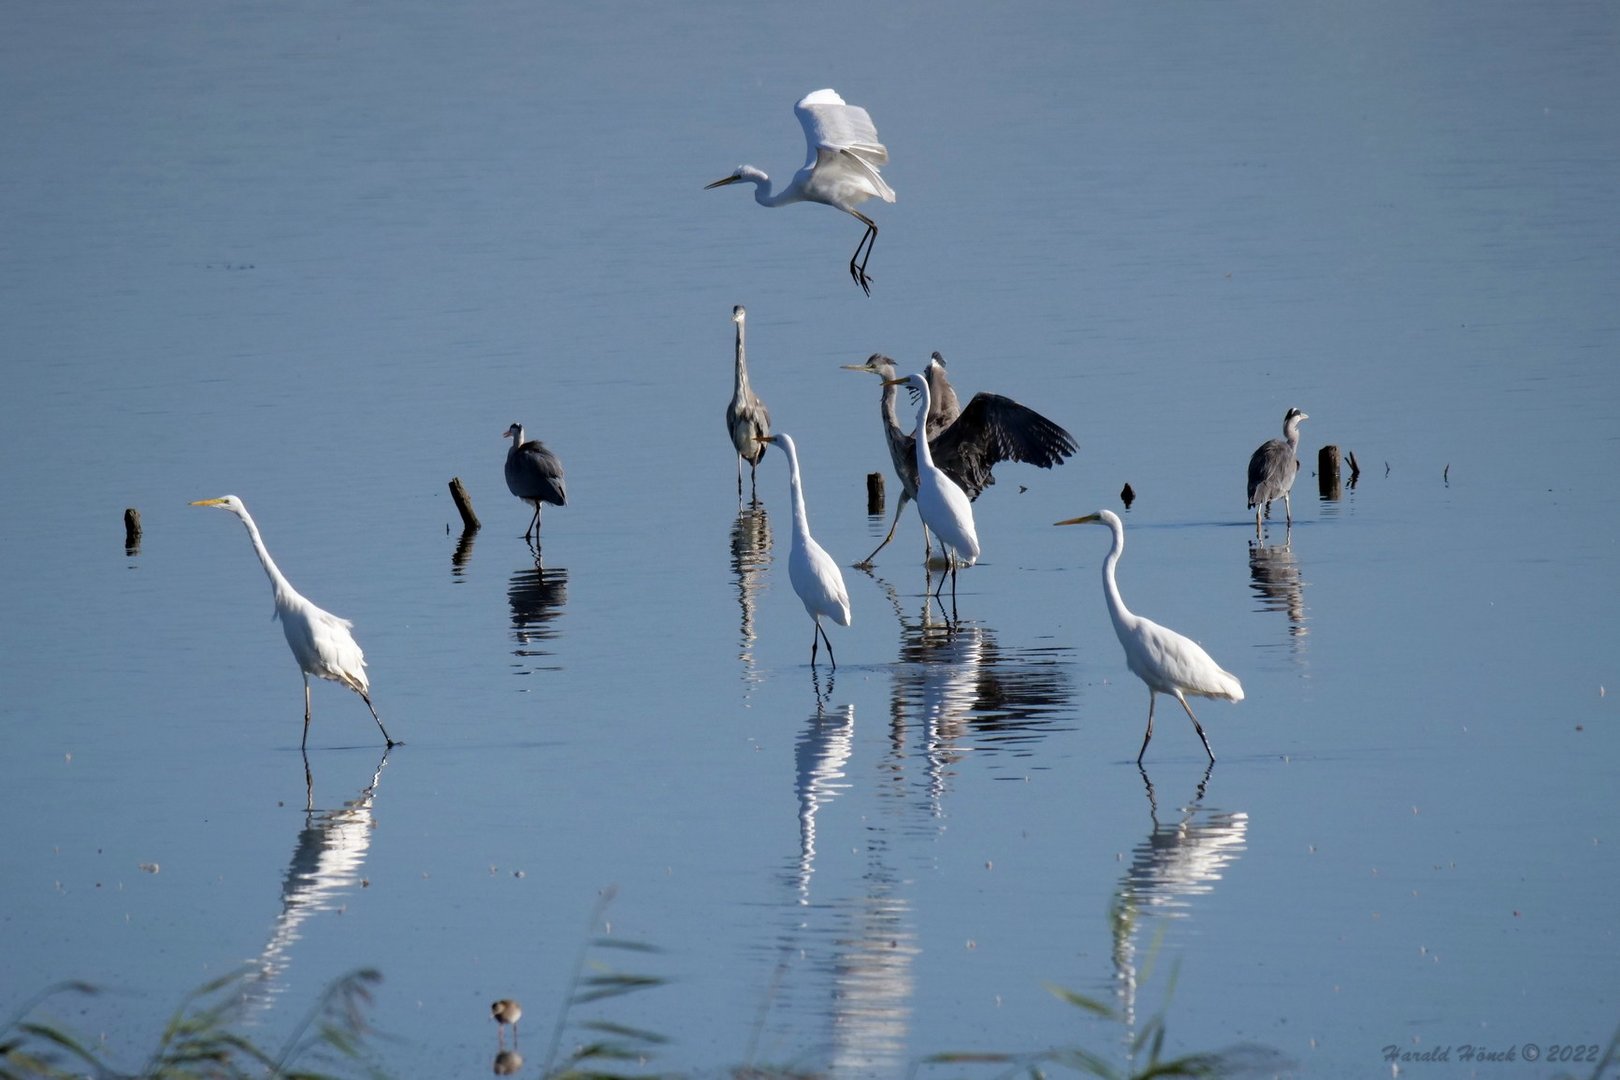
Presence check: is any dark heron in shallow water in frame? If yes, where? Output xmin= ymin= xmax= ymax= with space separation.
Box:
xmin=503 ymin=423 xmax=566 ymax=543
xmin=724 ymin=305 xmax=771 ymax=502
xmin=1247 ymin=407 xmax=1308 ymax=533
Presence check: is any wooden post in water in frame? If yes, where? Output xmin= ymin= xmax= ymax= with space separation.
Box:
xmin=866 ymin=472 xmax=885 ymax=515
xmin=1317 ymin=446 xmax=1341 ymax=500
xmin=1120 ymin=482 xmax=1136 ymax=509
xmin=123 ymin=507 xmax=142 ymax=553
xmin=448 ymin=477 xmax=480 ymax=531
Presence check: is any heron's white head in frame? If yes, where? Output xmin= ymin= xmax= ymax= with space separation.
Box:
xmin=840 ymin=353 xmax=896 ymax=377
xmin=191 ymin=495 xmax=245 ymax=516
xmin=927 ymin=351 xmax=948 ymax=371
xmin=732 ymin=305 xmax=746 ymax=324
xmin=1284 ymin=407 xmax=1308 ymax=426
xmin=504 ymin=423 xmax=523 ymax=442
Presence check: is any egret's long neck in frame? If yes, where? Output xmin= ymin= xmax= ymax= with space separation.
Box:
xmin=911 ymin=382 xmax=936 ymax=472
xmin=781 ymin=443 xmax=812 ymax=543
xmin=1100 ymin=523 xmax=1135 ymax=632
xmin=741 ymin=169 xmax=792 ymax=208
xmin=237 ymin=510 xmax=298 ymax=607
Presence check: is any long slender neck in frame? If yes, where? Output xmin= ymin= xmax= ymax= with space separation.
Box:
xmin=1284 ymin=419 xmax=1302 ymax=452
xmin=235 ymin=509 xmax=299 ymax=607
xmin=1100 ymin=521 xmax=1134 ymax=631
xmin=780 ymin=442 xmax=812 ymax=543
xmin=911 ymin=381 xmax=936 ymax=472
xmin=740 ymin=169 xmax=796 ymax=208
xmin=733 ymin=322 xmax=750 ymax=397
xmin=877 ymin=368 xmax=902 ymax=436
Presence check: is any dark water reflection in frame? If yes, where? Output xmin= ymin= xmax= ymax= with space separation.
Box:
xmin=1247 ymin=534 xmax=1307 ymax=642
xmin=1110 ymin=766 xmax=1248 ymax=1036
xmin=508 ymin=564 xmax=568 ymax=672
xmin=729 ymin=505 xmax=773 ymax=678
xmin=246 ymin=751 xmax=389 ymax=1017
xmin=450 ymin=529 xmax=477 ymax=575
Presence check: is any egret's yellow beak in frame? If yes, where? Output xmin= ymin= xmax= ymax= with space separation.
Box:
xmin=881 ymin=376 xmax=908 ymax=387
xmin=754 ymin=434 xmax=774 ymax=445
xmin=704 ymin=175 xmax=741 ymax=189
xmin=190 ymin=497 xmax=228 ymax=507
xmin=1054 ymin=513 xmax=1102 ymax=527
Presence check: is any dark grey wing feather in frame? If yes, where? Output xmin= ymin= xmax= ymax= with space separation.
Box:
xmin=509 ymin=440 xmax=567 ymax=507
xmin=1247 ymin=439 xmax=1293 ymax=507
xmin=931 ymin=393 xmax=1078 ymax=500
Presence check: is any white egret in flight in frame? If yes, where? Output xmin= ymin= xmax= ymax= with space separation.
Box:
xmin=883 ymin=372 xmax=980 ymax=602
xmin=725 ymin=305 xmax=771 ymax=501
xmin=1247 ymin=407 xmax=1308 ymax=533
xmin=504 ymin=423 xmax=567 ymax=543
xmin=759 ymin=433 xmax=851 ymax=667
xmin=706 ymin=88 xmax=895 ymax=295
xmin=191 ymin=495 xmax=398 ymax=750
xmin=1056 ymin=510 xmax=1242 ymax=763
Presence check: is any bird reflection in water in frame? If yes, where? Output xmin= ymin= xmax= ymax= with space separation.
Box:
xmin=730 ymin=504 xmax=773 ymax=679
xmin=789 ymin=697 xmax=854 ymax=905
xmin=245 ymin=750 xmax=390 ymax=1017
xmin=867 ymin=571 xmax=1072 ymax=819
xmin=508 ymin=563 xmax=568 ymax=673
xmin=1111 ymin=765 xmax=1248 ymax=1036
xmin=1248 ymin=534 xmax=1307 ymax=642
xmin=492 ymin=1049 xmax=523 ymax=1075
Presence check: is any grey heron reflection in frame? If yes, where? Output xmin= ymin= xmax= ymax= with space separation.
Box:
xmin=1111 ymin=765 xmax=1248 ymax=1036
xmin=245 ymin=750 xmax=390 ymax=1017
xmin=730 ymin=504 xmax=773 ymax=677
xmin=1248 ymin=535 xmax=1307 ymax=642
xmin=508 ymin=563 xmax=568 ymax=672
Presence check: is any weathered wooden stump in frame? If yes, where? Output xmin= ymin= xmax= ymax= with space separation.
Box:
xmin=124 ymin=507 xmax=142 ymax=553
xmin=1317 ymin=446 xmax=1341 ymax=500
xmin=1120 ymin=482 xmax=1136 ymax=509
xmin=448 ymin=477 xmax=480 ymax=531
xmin=866 ymin=472 xmax=885 ymax=515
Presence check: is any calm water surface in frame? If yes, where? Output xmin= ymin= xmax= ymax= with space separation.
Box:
xmin=3 ymin=3 xmax=1618 ymax=1077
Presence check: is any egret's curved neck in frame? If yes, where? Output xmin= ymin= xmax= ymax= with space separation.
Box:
xmin=779 ymin=442 xmax=812 ymax=541
xmin=235 ymin=509 xmax=298 ymax=606
xmin=1100 ymin=521 xmax=1134 ymax=630
xmin=911 ymin=381 xmax=936 ymax=472
xmin=738 ymin=168 xmax=794 ymax=208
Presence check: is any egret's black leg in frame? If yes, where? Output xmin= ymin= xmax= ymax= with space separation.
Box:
xmin=302 ymin=677 xmax=313 ymax=750
xmin=1136 ymin=691 xmax=1158 ymax=764
xmin=1175 ymin=694 xmax=1215 ymax=762
xmin=817 ymin=623 xmax=837 ymax=669
xmin=360 ymin=690 xmax=398 ymax=748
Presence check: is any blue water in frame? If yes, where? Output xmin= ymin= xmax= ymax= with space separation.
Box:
xmin=3 ymin=2 xmax=1617 ymax=1076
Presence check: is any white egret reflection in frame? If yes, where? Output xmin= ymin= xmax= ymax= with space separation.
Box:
xmin=246 ymin=751 xmax=389 ymax=1016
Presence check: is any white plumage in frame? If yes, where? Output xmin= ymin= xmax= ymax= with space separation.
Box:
xmin=761 ymin=433 xmax=851 ymax=668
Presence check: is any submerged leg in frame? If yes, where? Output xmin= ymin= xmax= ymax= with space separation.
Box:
xmin=360 ymin=690 xmax=398 ymax=748
xmin=817 ymin=622 xmax=837 ymax=670
xmin=1174 ymin=692 xmax=1215 ymax=762
xmin=1136 ymin=691 xmax=1158 ymax=764
xmin=1282 ymin=491 xmax=1293 ymax=526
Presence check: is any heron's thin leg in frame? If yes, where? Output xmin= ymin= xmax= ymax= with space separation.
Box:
xmin=302 ymin=676 xmax=312 ymax=750
xmin=858 ymin=492 xmax=908 ymax=567
xmin=360 ymin=690 xmax=397 ymax=748
xmin=737 ymin=455 xmax=744 ymax=501
xmin=1175 ymin=693 xmax=1215 ymax=763
xmin=1136 ymin=691 xmax=1158 ymax=764
xmin=1282 ymin=492 xmax=1292 ymax=526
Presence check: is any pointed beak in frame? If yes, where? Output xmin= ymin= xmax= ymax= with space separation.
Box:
xmin=704 ymin=176 xmax=740 ymax=189
xmin=754 ymin=434 xmax=774 ymax=445
xmin=881 ymin=377 xmax=908 ymax=387
xmin=1054 ymin=514 xmax=1102 ymax=527
xmin=190 ymin=498 xmax=227 ymax=507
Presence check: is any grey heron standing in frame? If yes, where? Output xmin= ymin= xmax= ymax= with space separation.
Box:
xmin=503 ymin=423 xmax=567 ymax=543
xmin=725 ymin=305 xmax=771 ymax=502
xmin=705 ymin=89 xmax=895 ymax=296
xmin=1247 ymin=407 xmax=1308 ymax=533
xmin=841 ymin=354 xmax=1078 ymax=567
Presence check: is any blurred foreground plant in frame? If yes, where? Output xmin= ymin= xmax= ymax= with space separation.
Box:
xmin=1 ymin=968 xmax=381 ymax=1080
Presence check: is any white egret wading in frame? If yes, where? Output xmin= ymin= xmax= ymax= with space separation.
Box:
xmin=883 ymin=372 xmax=980 ymax=601
xmin=706 ymin=88 xmax=895 ymax=296
xmin=191 ymin=495 xmax=397 ymax=750
xmin=759 ymin=433 xmax=851 ymax=667
xmin=1056 ymin=510 xmax=1241 ymax=763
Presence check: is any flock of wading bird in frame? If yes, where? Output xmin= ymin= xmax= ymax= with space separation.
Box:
xmin=189 ymin=88 xmax=1314 ymax=771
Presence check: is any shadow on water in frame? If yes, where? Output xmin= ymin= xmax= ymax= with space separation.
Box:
xmin=729 ymin=504 xmax=773 ymax=682
xmin=1111 ymin=765 xmax=1248 ymax=1039
xmin=508 ymin=562 xmax=568 ymax=674
xmin=244 ymin=749 xmax=390 ymax=1019
xmin=1247 ymin=531 xmax=1308 ymax=645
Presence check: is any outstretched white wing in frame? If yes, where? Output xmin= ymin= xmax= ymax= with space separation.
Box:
xmin=795 ymin=88 xmax=895 ymax=203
